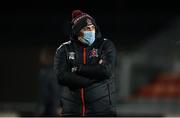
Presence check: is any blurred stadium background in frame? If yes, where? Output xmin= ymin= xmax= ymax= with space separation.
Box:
xmin=0 ymin=0 xmax=180 ymax=117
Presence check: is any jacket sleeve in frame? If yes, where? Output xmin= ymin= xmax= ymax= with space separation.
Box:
xmin=54 ymin=44 xmax=95 ymax=89
xmin=76 ymin=39 xmax=116 ymax=81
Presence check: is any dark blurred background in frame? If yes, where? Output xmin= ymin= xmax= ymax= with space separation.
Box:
xmin=1 ymin=0 xmax=180 ymax=117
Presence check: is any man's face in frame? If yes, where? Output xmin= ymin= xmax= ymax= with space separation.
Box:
xmin=77 ymin=24 xmax=96 ymax=46
xmin=79 ymin=24 xmax=95 ymax=37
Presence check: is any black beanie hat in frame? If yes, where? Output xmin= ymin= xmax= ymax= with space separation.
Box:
xmin=71 ymin=10 xmax=97 ymax=35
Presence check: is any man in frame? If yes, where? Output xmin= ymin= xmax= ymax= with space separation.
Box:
xmin=54 ymin=10 xmax=117 ymax=116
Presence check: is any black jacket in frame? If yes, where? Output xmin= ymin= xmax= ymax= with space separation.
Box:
xmin=54 ymin=36 xmax=117 ymax=116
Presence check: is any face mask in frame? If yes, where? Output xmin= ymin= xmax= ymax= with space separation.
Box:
xmin=79 ymin=31 xmax=95 ymax=46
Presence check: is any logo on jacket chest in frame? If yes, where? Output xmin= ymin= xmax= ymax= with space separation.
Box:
xmin=89 ymin=48 xmax=98 ymax=58
xmin=68 ymin=52 xmax=75 ymax=60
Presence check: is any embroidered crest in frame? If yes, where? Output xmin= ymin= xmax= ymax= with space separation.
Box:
xmin=68 ymin=52 xmax=75 ymax=60
xmin=87 ymin=18 xmax=92 ymax=25
xmin=89 ymin=48 xmax=98 ymax=58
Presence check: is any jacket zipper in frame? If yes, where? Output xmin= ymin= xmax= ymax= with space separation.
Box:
xmin=81 ymin=48 xmax=86 ymax=116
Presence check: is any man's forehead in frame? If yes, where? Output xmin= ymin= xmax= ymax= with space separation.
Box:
xmin=86 ymin=24 xmax=94 ymax=27
xmin=83 ymin=24 xmax=95 ymax=29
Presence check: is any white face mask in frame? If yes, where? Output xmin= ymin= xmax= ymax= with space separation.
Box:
xmin=78 ymin=31 xmax=95 ymax=46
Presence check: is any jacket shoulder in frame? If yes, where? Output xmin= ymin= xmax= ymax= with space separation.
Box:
xmin=56 ymin=41 xmax=71 ymax=50
xmin=100 ymin=38 xmax=116 ymax=52
xmin=102 ymin=38 xmax=114 ymax=46
xmin=55 ymin=41 xmax=72 ymax=54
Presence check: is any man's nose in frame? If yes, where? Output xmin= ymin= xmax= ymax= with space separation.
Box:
xmin=89 ymin=28 xmax=93 ymax=31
